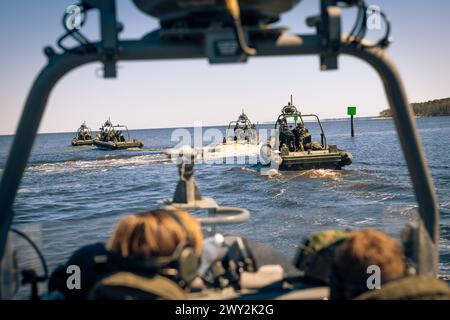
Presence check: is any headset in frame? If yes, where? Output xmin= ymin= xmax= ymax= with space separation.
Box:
xmin=101 ymin=210 xmax=200 ymax=288
xmin=156 ymin=210 xmax=200 ymax=287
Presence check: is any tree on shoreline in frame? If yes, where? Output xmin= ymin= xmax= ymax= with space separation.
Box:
xmin=379 ymin=98 xmax=450 ymax=117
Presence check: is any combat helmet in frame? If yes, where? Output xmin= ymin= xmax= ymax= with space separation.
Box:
xmin=294 ymin=229 xmax=351 ymax=284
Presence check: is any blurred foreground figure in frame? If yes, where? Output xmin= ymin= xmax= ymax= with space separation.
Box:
xmin=47 ymin=209 xmax=203 ymax=300
xmin=330 ymin=228 xmax=450 ymax=300
xmin=89 ymin=209 xmax=203 ymax=300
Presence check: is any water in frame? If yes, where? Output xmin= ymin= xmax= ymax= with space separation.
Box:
xmin=1 ymin=117 xmax=449 ymax=293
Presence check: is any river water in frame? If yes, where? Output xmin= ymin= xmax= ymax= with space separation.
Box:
xmin=1 ymin=117 xmax=449 ymax=296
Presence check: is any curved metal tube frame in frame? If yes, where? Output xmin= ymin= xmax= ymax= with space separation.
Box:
xmin=197 ymin=207 xmax=251 ymax=226
xmin=300 ymin=114 xmax=327 ymax=148
xmin=275 ymin=113 xmax=328 ymax=147
xmin=112 ymin=124 xmax=131 ymax=141
xmin=0 ymin=32 xmax=439 ymax=274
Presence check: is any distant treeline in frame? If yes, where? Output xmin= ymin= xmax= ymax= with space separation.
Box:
xmin=379 ymin=98 xmax=450 ymax=117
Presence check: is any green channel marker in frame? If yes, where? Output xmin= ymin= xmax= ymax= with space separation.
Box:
xmin=348 ymin=106 xmax=356 ymax=137
xmin=347 ymin=106 xmax=357 ymax=116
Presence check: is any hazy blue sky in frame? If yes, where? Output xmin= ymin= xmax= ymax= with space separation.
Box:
xmin=0 ymin=0 xmax=449 ymax=134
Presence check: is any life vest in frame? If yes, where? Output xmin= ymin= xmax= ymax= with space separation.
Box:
xmin=355 ymin=275 xmax=450 ymax=300
xmin=88 ymin=272 xmax=186 ymax=300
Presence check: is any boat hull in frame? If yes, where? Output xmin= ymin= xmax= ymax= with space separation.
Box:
xmin=270 ymin=149 xmax=352 ymax=171
xmin=164 ymin=142 xmax=262 ymax=161
xmin=71 ymin=139 xmax=93 ymax=146
xmin=93 ymin=140 xmax=144 ymax=150
xmin=280 ymin=151 xmax=342 ymax=170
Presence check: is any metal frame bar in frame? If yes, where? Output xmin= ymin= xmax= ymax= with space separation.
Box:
xmin=75 ymin=125 xmax=93 ymax=137
xmin=227 ymin=120 xmax=253 ymax=131
xmin=197 ymin=207 xmax=251 ymax=226
xmin=0 ymin=32 xmax=439 ymax=274
xmin=227 ymin=121 xmax=238 ymax=131
xmin=102 ymin=123 xmax=132 ymax=141
xmin=275 ymin=114 xmax=325 ymax=133
xmin=300 ymin=114 xmax=327 ymax=148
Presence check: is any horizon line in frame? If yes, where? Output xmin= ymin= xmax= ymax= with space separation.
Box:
xmin=0 ymin=115 xmax=386 ymax=137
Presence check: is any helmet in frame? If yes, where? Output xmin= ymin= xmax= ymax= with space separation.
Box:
xmin=294 ymin=229 xmax=351 ymax=284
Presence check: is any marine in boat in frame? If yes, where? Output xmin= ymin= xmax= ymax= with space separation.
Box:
xmin=223 ymin=110 xmax=258 ymax=145
xmin=71 ymin=121 xmax=94 ymax=146
xmin=93 ymin=119 xmax=144 ymax=150
xmin=165 ymin=111 xmax=262 ymax=162
xmin=263 ymin=97 xmax=352 ymax=170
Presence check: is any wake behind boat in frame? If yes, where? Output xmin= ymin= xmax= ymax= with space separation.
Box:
xmin=93 ymin=119 xmax=144 ymax=150
xmin=165 ymin=111 xmax=263 ymax=162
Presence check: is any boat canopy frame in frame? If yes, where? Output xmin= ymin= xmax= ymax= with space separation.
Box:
xmin=74 ymin=122 xmax=93 ymax=139
xmin=227 ymin=110 xmax=254 ymax=132
xmin=0 ymin=0 xmax=439 ymax=276
xmin=227 ymin=119 xmax=253 ymax=131
xmin=275 ymin=113 xmax=327 ymax=148
xmin=99 ymin=122 xmax=132 ymax=141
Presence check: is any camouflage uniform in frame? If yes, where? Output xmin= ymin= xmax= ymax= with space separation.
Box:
xmin=355 ymin=275 xmax=450 ymax=300
xmin=294 ymin=229 xmax=351 ymax=284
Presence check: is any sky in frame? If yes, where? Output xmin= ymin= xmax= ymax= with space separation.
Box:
xmin=0 ymin=0 xmax=449 ymax=135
